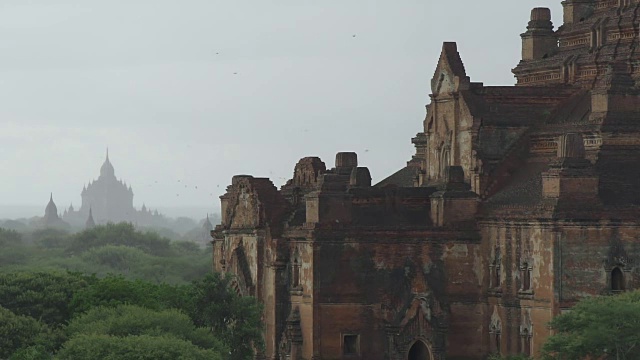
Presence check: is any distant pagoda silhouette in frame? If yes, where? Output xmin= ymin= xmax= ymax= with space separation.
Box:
xmin=62 ymin=150 xmax=162 ymax=227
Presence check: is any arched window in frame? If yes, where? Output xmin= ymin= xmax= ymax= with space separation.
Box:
xmin=407 ymin=340 xmax=430 ymax=360
xmin=611 ymin=267 xmax=625 ymax=292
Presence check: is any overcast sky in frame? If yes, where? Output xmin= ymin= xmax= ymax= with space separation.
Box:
xmin=0 ymin=0 xmax=563 ymax=214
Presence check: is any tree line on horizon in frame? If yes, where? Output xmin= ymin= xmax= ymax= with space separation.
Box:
xmin=0 ymin=223 xmax=211 ymax=284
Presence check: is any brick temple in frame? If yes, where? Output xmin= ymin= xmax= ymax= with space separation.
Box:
xmin=212 ymin=1 xmax=640 ymax=359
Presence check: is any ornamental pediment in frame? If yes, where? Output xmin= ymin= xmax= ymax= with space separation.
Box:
xmin=430 ymin=42 xmax=470 ymax=96
xmin=221 ymin=176 xmax=261 ymax=229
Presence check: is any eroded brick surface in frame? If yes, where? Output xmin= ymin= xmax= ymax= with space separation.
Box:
xmin=213 ymin=2 xmax=640 ymax=359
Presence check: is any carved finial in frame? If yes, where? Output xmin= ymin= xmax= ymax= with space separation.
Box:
xmin=530 ymin=7 xmax=551 ymax=22
xmin=557 ymin=133 xmax=585 ymax=159
xmin=335 ymin=152 xmax=358 ymax=168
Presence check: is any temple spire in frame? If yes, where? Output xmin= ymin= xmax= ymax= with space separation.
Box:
xmin=44 ymin=193 xmax=59 ymax=223
xmin=86 ymin=207 xmax=96 ymax=229
xmin=100 ymin=148 xmax=115 ymax=178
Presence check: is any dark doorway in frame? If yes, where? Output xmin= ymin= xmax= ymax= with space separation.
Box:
xmin=612 ymin=267 xmax=625 ymax=291
xmin=408 ymin=341 xmax=431 ymax=360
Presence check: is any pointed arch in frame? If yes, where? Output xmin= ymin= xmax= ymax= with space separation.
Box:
xmin=611 ymin=267 xmax=625 ymax=292
xmin=230 ymin=242 xmax=253 ymax=296
xmin=406 ymin=339 xmax=434 ymax=360
xmin=520 ymin=310 xmax=533 ymax=356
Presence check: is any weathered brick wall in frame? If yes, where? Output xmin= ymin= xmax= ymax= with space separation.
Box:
xmin=480 ymin=223 xmax=556 ymax=358
xmin=560 ymin=225 xmax=640 ymax=302
xmin=312 ymin=232 xmax=482 ymax=359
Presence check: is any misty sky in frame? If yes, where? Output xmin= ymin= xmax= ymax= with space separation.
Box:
xmin=0 ymin=0 xmax=563 ymax=213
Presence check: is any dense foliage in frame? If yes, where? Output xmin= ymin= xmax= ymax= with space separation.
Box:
xmin=543 ymin=290 xmax=640 ymax=360
xmin=0 ymin=223 xmax=211 ymax=284
xmin=0 ymin=271 xmax=91 ymax=326
xmin=188 ymin=273 xmax=264 ymax=360
xmin=0 ymin=224 xmax=263 ymax=359
xmin=0 ymin=306 xmax=49 ymax=359
xmin=56 ymin=334 xmax=223 ymax=360
xmin=0 ymin=272 xmax=262 ymax=359
xmin=64 ymin=305 xmax=228 ymax=355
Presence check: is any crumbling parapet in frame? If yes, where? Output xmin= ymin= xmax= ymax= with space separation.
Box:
xmin=430 ymin=166 xmax=479 ymax=227
xmin=542 ymin=133 xmax=599 ymax=202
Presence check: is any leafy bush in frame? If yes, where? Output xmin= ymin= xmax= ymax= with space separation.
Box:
xmin=80 ymin=245 xmax=150 ymax=271
xmin=66 ymin=305 xmax=227 ymax=353
xmin=543 ymin=290 xmax=640 ymax=360
xmin=69 ymin=275 xmax=188 ymax=315
xmin=0 ymin=306 xmax=51 ymax=359
xmin=56 ymin=334 xmax=224 ymax=360
xmin=0 ymin=272 xmax=92 ymax=326
xmin=187 ymin=273 xmax=264 ymax=360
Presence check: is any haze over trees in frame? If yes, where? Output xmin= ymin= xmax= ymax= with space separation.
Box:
xmin=0 ymin=223 xmax=211 ymax=284
xmin=0 ymin=223 xmax=263 ymax=359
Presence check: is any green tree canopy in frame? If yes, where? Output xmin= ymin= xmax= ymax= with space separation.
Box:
xmin=69 ymin=275 xmax=188 ymax=315
xmin=27 ymin=228 xmax=71 ymax=249
xmin=0 ymin=271 xmax=92 ymax=326
xmin=187 ymin=273 xmax=263 ymax=360
xmin=56 ymin=334 xmax=224 ymax=360
xmin=65 ymin=305 xmax=227 ymax=354
xmin=0 ymin=228 xmax=22 ymax=246
xmin=543 ymin=290 xmax=640 ymax=360
xmin=66 ymin=223 xmax=172 ymax=257
xmin=0 ymin=306 xmax=47 ymax=359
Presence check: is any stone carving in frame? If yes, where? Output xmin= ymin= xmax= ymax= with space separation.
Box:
xmin=278 ymin=308 xmax=302 ymax=360
xmin=278 ymin=333 xmax=291 ymax=360
xmin=490 ymin=307 xmax=502 ymax=334
xmin=603 ymin=243 xmax=634 ymax=271
xmin=389 ymin=293 xmax=447 ymax=359
xmin=224 ymin=181 xmax=260 ymax=229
